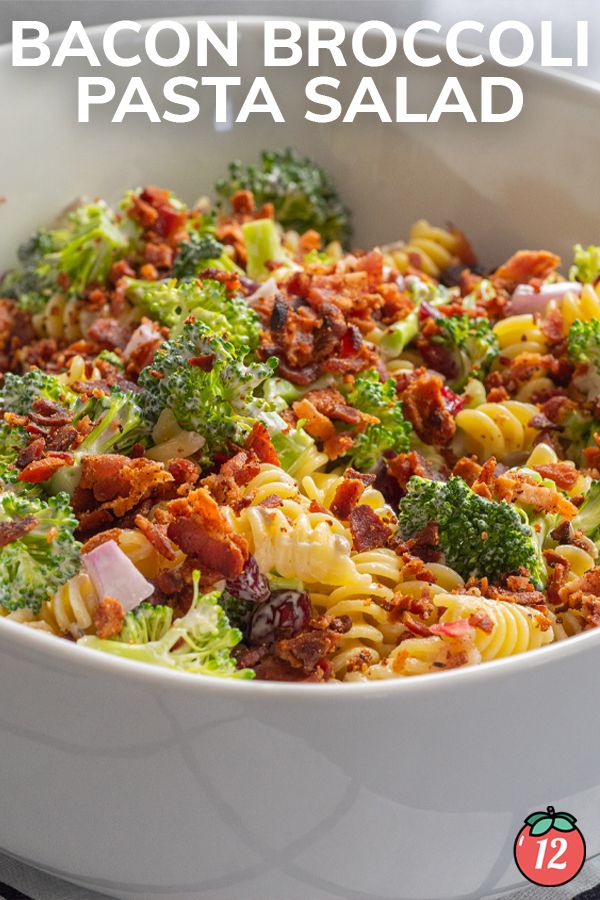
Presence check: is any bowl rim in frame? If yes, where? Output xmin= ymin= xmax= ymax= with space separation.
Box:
xmin=2 ymin=13 xmax=600 ymax=696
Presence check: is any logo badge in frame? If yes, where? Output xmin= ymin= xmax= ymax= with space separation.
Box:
xmin=513 ymin=805 xmax=586 ymax=887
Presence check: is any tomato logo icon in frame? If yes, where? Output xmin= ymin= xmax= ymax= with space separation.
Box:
xmin=514 ymin=805 xmax=586 ymax=886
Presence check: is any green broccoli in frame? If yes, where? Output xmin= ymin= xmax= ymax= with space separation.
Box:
xmin=0 ymin=422 xmax=28 ymax=489
xmin=0 ymin=490 xmax=81 ymax=612
xmin=138 ymin=321 xmax=276 ymax=465
xmin=2 ymin=201 xmax=128 ymax=312
xmin=429 ymin=315 xmax=499 ymax=391
xmin=215 ymin=149 xmax=351 ymax=245
xmin=345 ymin=369 xmax=412 ymax=470
xmin=171 ymin=232 xmax=240 ymax=280
xmin=49 ymin=387 xmax=150 ymax=496
xmin=570 ymin=481 xmax=600 ymax=542
xmin=79 ymin=574 xmax=253 ymax=678
xmin=570 ymin=244 xmax=600 ymax=284
xmin=0 ymin=369 xmax=76 ymax=416
xmin=568 ymin=319 xmax=600 ymax=367
xmin=397 ymin=475 xmax=545 ymax=586
xmin=124 ymin=277 xmax=260 ymax=349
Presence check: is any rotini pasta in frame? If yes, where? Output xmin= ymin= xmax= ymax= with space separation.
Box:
xmin=455 ymin=401 xmax=539 ymax=461
xmin=554 ymin=283 xmax=600 ymax=332
xmin=382 ymin=220 xmax=462 ymax=278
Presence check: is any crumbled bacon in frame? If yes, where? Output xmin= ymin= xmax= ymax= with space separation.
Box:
xmin=94 ymin=595 xmax=125 ymax=639
xmin=387 ymin=450 xmax=439 ymax=491
xmin=18 ymin=453 xmax=74 ymax=483
xmin=330 ymin=475 xmax=367 ymax=519
xmin=349 ymin=504 xmax=392 ymax=551
xmin=87 ymin=318 xmax=131 ymax=351
xmin=77 ymin=455 xmax=173 ymax=519
xmin=492 ymin=250 xmax=561 ymax=292
xmin=494 ymin=473 xmax=577 ymax=519
xmin=531 ymin=463 xmax=579 ymax=490
xmin=134 ymin=514 xmax=177 ymax=560
xmin=400 ymin=369 xmax=456 ymax=446
xmin=244 ymin=422 xmax=280 ymax=465
xmin=0 ymin=514 xmax=37 ymax=547
xmin=166 ymin=487 xmax=249 ymax=579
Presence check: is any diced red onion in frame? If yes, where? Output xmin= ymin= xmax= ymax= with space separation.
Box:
xmin=509 ymin=281 xmax=582 ymax=316
xmin=246 ymin=277 xmax=278 ymax=307
xmin=419 ymin=300 xmax=442 ymax=322
xmin=83 ymin=540 xmax=153 ymax=612
xmin=124 ymin=322 xmax=162 ymax=362
xmin=249 ymin=590 xmax=311 ymax=644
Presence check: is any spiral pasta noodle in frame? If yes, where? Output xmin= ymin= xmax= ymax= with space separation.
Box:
xmin=434 ymin=592 xmax=554 ymax=659
xmin=382 ymin=220 xmax=462 ymax=278
xmin=455 ymin=401 xmax=539 ymax=461
xmin=493 ymin=314 xmax=548 ymax=359
xmin=556 ymin=283 xmax=600 ymax=332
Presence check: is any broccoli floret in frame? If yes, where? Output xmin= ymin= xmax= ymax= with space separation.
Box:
xmin=49 ymin=387 xmax=149 ymax=496
xmin=138 ymin=321 xmax=275 ymax=465
xmin=0 ymin=422 xmax=28 ymax=490
xmin=568 ymin=319 xmax=600 ymax=367
xmin=124 ymin=277 xmax=260 ymax=349
xmin=172 ymin=232 xmax=240 ymax=280
xmin=430 ymin=315 xmax=499 ymax=391
xmin=570 ymin=244 xmax=600 ymax=284
xmin=570 ymin=481 xmax=600 ymax=542
xmin=397 ymin=476 xmax=545 ymax=585
xmin=242 ymin=218 xmax=290 ymax=281
xmin=0 ymin=490 xmax=81 ymax=612
xmin=215 ymin=149 xmax=351 ymax=245
xmin=116 ymin=602 xmax=174 ymax=644
xmin=79 ymin=574 xmax=253 ymax=678
xmin=2 ymin=201 xmax=128 ymax=312
xmin=0 ymin=369 xmax=76 ymax=416
xmin=345 ymin=369 xmax=412 ymax=470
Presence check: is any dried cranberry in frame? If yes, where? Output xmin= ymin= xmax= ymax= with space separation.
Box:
xmin=225 ymin=555 xmax=270 ymax=605
xmin=441 ymin=385 xmax=465 ymax=415
xmin=249 ymin=590 xmax=311 ymax=644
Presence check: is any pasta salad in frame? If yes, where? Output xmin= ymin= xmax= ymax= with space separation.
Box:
xmin=1 ymin=148 xmax=599 ymax=682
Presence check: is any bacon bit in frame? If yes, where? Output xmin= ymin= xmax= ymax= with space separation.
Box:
xmin=309 ymin=499 xmax=329 ymax=515
xmin=485 ymin=585 xmax=546 ymax=607
xmin=387 ymin=450 xmax=438 ymax=491
xmin=323 ymin=431 xmax=354 ymax=460
xmin=293 ymin=397 xmax=332 ymax=442
xmin=468 ymin=610 xmax=494 ymax=633
xmin=244 ymin=421 xmax=280 ymax=465
xmin=401 ymin=369 xmax=456 ymax=446
xmin=188 ymin=354 xmax=215 ymax=371
xmin=87 ymin=318 xmax=131 ymax=351
xmin=16 ymin=436 xmax=45 ymax=469
xmin=303 ymin=387 xmax=377 ymax=428
xmin=81 ymin=528 xmax=124 ymax=554
xmin=402 ymin=612 xmax=431 ymax=637
xmin=139 ymin=263 xmax=159 ymax=281
xmin=30 ymin=398 xmax=73 ymax=427
xmin=18 ymin=454 xmax=74 ymax=483
xmin=0 ymin=514 xmax=37 ymax=547
xmin=487 ymin=386 xmax=510 ymax=403
xmin=275 ymin=628 xmax=339 ymax=676
xmin=144 ymin=242 xmax=173 ymax=270
xmin=393 ymin=521 xmax=441 ymax=563
xmin=531 ymin=463 xmax=579 ymax=490
xmin=541 ymin=306 xmax=565 ymax=345
xmin=451 ymin=456 xmax=482 ymax=486
xmin=94 ymin=595 xmax=125 ymax=640
xmin=429 ymin=619 xmax=474 ymax=639
xmin=167 ymin=457 xmax=200 ymax=495
xmin=330 ymin=477 xmax=366 ymax=519
xmin=559 ymin=567 xmax=600 ymax=604
xmin=79 ymin=455 xmax=173 ymax=517
xmin=492 ymin=250 xmax=561 ymax=293
xmin=494 ymin=473 xmax=577 ymax=519
xmin=134 ymin=514 xmax=177 ymax=561
xmin=259 ymin=494 xmax=283 ymax=509
xmin=349 ymin=504 xmax=392 ymax=551
xmin=166 ymin=487 xmax=249 ymax=579
xmin=218 ymin=449 xmax=260 ymax=487
xmin=45 ymin=425 xmax=78 ymax=452
xmin=388 ymin=593 xmax=434 ymax=623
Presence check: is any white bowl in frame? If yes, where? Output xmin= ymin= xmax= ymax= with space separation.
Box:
xmin=1 ymin=18 xmax=600 ymax=900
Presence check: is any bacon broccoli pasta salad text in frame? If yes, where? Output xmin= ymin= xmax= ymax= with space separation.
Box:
xmin=1 ymin=148 xmax=599 ymax=682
